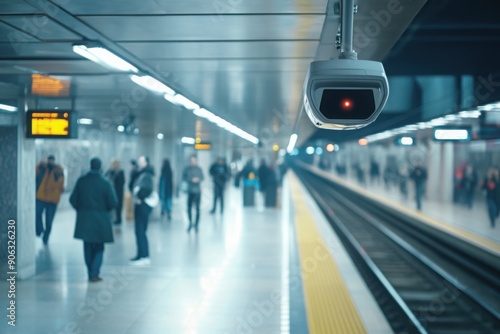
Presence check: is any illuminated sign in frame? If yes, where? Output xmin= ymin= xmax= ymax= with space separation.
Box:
xmin=31 ymin=74 xmax=71 ymax=97
xmin=433 ymin=127 xmax=470 ymax=141
xmin=26 ymin=111 xmax=76 ymax=138
xmin=194 ymin=143 xmax=212 ymax=150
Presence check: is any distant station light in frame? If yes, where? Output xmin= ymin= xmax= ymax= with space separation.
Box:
xmin=358 ymin=138 xmax=368 ymax=146
xmin=433 ymin=128 xmax=470 ymax=141
xmin=326 ymin=143 xmax=335 ymax=152
xmin=306 ymin=146 xmax=315 ymax=155
xmin=181 ymin=137 xmax=196 ymax=144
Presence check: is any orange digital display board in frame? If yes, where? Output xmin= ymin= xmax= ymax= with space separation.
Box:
xmin=31 ymin=74 xmax=71 ymax=97
xmin=194 ymin=143 xmax=212 ymax=150
xmin=27 ymin=111 xmax=74 ymax=138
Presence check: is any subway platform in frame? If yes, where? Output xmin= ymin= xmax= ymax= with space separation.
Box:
xmin=0 ymin=176 xmax=392 ymax=334
xmin=312 ymin=165 xmax=500 ymax=257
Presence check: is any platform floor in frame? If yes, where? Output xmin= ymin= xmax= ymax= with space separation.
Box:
xmin=0 ymin=177 xmax=392 ymax=334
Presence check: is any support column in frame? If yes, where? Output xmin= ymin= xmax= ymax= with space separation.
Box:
xmin=426 ymin=141 xmax=441 ymax=202
xmin=0 ymin=97 xmax=36 ymax=280
xmin=440 ymin=142 xmax=454 ymax=202
xmin=17 ymin=100 xmax=36 ymax=279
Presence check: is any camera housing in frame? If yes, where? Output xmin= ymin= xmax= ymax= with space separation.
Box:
xmin=303 ymin=59 xmax=389 ymax=130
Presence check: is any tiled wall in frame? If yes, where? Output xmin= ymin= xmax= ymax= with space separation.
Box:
xmin=0 ymin=127 xmax=18 ymax=279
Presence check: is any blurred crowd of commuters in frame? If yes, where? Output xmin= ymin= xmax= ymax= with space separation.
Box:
xmin=35 ymin=154 xmax=285 ymax=282
xmin=317 ymin=156 xmax=498 ymax=228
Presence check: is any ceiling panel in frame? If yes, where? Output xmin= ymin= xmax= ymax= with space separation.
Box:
xmin=149 ymin=58 xmax=313 ymax=73
xmin=0 ymin=60 xmax=110 ymax=74
xmin=1 ymin=15 xmax=83 ymax=41
xmin=0 ymin=42 xmax=75 ymax=59
xmin=0 ymin=0 xmax=42 ymax=14
xmin=62 ymin=0 xmax=328 ymax=15
xmin=120 ymin=41 xmax=319 ymax=59
xmin=0 ymin=21 xmax=38 ymax=43
xmin=79 ymin=15 xmax=325 ymax=41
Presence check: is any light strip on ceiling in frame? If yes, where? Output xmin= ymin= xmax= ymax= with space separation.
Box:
xmin=0 ymin=104 xmax=17 ymax=112
xmin=193 ymin=108 xmax=259 ymax=144
xmin=164 ymin=93 xmax=199 ymax=110
xmin=286 ymin=134 xmax=298 ymax=153
xmin=73 ymin=45 xmax=138 ymax=73
xmin=131 ymin=75 xmax=175 ymax=95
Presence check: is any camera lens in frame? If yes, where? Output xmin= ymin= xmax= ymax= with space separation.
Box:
xmin=319 ymin=89 xmax=375 ymax=120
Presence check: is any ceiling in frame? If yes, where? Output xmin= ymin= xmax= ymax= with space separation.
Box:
xmin=0 ymin=0 xmax=431 ymax=149
xmin=308 ymin=0 xmax=500 ymax=145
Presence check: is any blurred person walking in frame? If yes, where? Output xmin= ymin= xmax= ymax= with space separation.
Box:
xmin=461 ymin=165 xmax=478 ymax=209
xmin=70 ymin=158 xmax=117 ymax=282
xmin=410 ymin=162 xmax=427 ymax=211
xmin=36 ymin=155 xmax=64 ymax=244
xmin=130 ymin=156 xmax=155 ymax=265
xmin=125 ymin=159 xmax=140 ymax=221
xmin=209 ymin=157 xmax=230 ymax=214
xmin=182 ymin=155 xmax=204 ymax=232
xmin=159 ymin=158 xmax=174 ymax=220
xmin=481 ymin=167 xmax=500 ymax=228
xmin=257 ymin=159 xmax=269 ymax=203
xmin=105 ymin=159 xmax=125 ymax=225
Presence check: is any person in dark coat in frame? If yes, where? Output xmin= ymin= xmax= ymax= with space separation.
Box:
xmin=182 ymin=155 xmax=204 ymax=232
xmin=105 ymin=159 xmax=125 ymax=225
xmin=257 ymin=159 xmax=269 ymax=194
xmin=130 ymin=156 xmax=155 ymax=265
xmin=461 ymin=165 xmax=478 ymax=209
xmin=410 ymin=162 xmax=428 ymax=210
xmin=265 ymin=163 xmax=280 ymax=207
xmin=159 ymin=158 xmax=174 ymax=220
xmin=128 ymin=159 xmax=140 ymax=192
xmin=209 ymin=157 xmax=230 ymax=214
xmin=70 ymin=157 xmax=118 ymax=282
xmin=481 ymin=167 xmax=500 ymax=228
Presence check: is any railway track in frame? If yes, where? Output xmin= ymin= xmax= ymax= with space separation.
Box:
xmin=295 ymin=166 xmax=500 ymax=334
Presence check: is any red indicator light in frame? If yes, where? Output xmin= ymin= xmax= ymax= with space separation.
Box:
xmin=341 ymin=99 xmax=353 ymax=111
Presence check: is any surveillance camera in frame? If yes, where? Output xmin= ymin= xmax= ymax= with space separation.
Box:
xmin=303 ymin=59 xmax=389 ymax=130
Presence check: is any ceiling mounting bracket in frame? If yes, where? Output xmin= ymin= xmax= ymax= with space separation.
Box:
xmin=338 ymin=0 xmax=358 ymax=60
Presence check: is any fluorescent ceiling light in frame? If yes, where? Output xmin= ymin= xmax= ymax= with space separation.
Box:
xmin=78 ymin=118 xmax=93 ymax=125
xmin=73 ymin=45 xmax=138 ymax=73
xmin=479 ymin=102 xmax=500 ymax=111
xmin=131 ymin=75 xmax=175 ymax=95
xmin=286 ymin=134 xmax=298 ymax=153
xmin=164 ymin=93 xmax=199 ymax=110
xmin=0 ymin=104 xmax=17 ymax=112
xmin=434 ymin=129 xmax=469 ymax=140
xmin=181 ymin=137 xmax=196 ymax=144
xmin=459 ymin=110 xmax=481 ymax=118
xmin=192 ymin=108 xmax=259 ymax=144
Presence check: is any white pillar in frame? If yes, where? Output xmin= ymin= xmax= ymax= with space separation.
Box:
xmin=17 ymin=100 xmax=36 ymax=279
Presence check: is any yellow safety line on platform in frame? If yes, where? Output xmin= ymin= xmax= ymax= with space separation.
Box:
xmin=305 ymin=164 xmax=500 ymax=256
xmin=290 ymin=173 xmax=367 ymax=334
